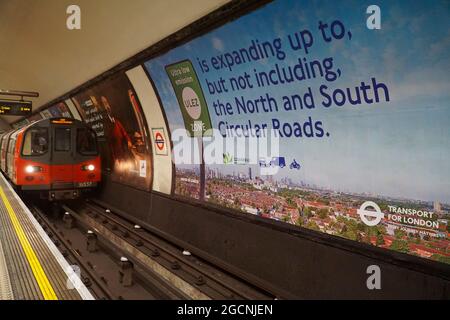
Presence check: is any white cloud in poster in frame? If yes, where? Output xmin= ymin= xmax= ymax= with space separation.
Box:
xmin=212 ymin=37 xmax=224 ymax=52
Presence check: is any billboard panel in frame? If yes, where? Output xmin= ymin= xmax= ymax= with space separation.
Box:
xmin=126 ymin=66 xmax=173 ymax=194
xmin=72 ymin=73 xmax=152 ymax=191
xmin=144 ymin=0 xmax=450 ymax=264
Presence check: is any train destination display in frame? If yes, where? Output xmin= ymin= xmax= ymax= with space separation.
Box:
xmin=0 ymin=99 xmax=32 ymax=116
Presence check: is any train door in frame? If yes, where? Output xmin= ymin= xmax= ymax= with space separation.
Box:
xmin=0 ymin=133 xmax=5 ymax=173
xmin=1 ymin=133 xmax=10 ymax=172
xmin=50 ymin=124 xmax=74 ymax=185
xmin=8 ymin=131 xmax=20 ymax=182
xmin=6 ymin=137 xmax=16 ymax=180
xmin=2 ymin=130 xmax=17 ymax=173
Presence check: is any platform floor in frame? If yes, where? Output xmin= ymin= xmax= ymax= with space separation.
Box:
xmin=0 ymin=173 xmax=93 ymax=300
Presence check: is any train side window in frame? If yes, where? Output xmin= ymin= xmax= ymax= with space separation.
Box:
xmin=55 ymin=128 xmax=71 ymax=151
xmin=22 ymin=128 xmax=49 ymax=156
xmin=76 ymin=128 xmax=97 ymax=155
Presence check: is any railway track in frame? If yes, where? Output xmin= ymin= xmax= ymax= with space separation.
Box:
xmin=61 ymin=199 xmax=275 ymax=300
xmin=28 ymin=200 xmax=186 ymax=300
xmin=29 ymin=205 xmax=114 ymax=299
xmin=25 ymin=195 xmax=277 ymax=300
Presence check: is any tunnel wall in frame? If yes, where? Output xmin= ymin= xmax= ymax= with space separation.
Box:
xmin=15 ymin=0 xmax=450 ymax=298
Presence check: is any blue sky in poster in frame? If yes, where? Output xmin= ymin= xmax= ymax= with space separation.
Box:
xmin=145 ymin=0 xmax=450 ymax=203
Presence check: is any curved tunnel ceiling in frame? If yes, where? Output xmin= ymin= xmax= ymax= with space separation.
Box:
xmin=0 ymin=0 xmax=229 ymax=127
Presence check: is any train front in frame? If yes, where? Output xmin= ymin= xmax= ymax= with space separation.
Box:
xmin=16 ymin=118 xmax=101 ymax=200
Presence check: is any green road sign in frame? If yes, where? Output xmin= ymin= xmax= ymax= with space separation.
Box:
xmin=165 ymin=60 xmax=212 ymax=137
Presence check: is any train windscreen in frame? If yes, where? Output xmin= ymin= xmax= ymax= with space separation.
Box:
xmin=54 ymin=128 xmax=71 ymax=151
xmin=22 ymin=128 xmax=48 ymax=156
xmin=76 ymin=128 xmax=97 ymax=155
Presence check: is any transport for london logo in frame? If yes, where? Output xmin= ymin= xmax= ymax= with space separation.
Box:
xmin=358 ymin=201 xmax=384 ymax=226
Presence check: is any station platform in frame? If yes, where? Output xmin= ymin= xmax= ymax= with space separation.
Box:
xmin=0 ymin=173 xmax=93 ymax=300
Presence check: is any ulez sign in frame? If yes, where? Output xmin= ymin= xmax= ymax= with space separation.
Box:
xmin=165 ymin=60 xmax=212 ymax=137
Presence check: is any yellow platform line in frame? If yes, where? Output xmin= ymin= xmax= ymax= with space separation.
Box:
xmin=0 ymin=185 xmax=58 ymax=300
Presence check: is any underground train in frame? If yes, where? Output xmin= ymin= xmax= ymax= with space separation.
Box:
xmin=0 ymin=117 xmax=101 ymax=200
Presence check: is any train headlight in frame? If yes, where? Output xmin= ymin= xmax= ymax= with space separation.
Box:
xmin=25 ymin=165 xmax=42 ymax=173
xmin=82 ymin=164 xmax=95 ymax=171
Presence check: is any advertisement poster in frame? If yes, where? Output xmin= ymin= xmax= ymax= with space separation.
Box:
xmin=72 ymin=74 xmax=152 ymax=191
xmin=27 ymin=112 xmax=43 ymax=123
xmin=12 ymin=118 xmax=29 ymax=129
xmin=48 ymin=101 xmax=73 ymax=118
xmin=40 ymin=108 xmax=53 ymax=119
xmin=145 ymin=0 xmax=449 ymax=263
